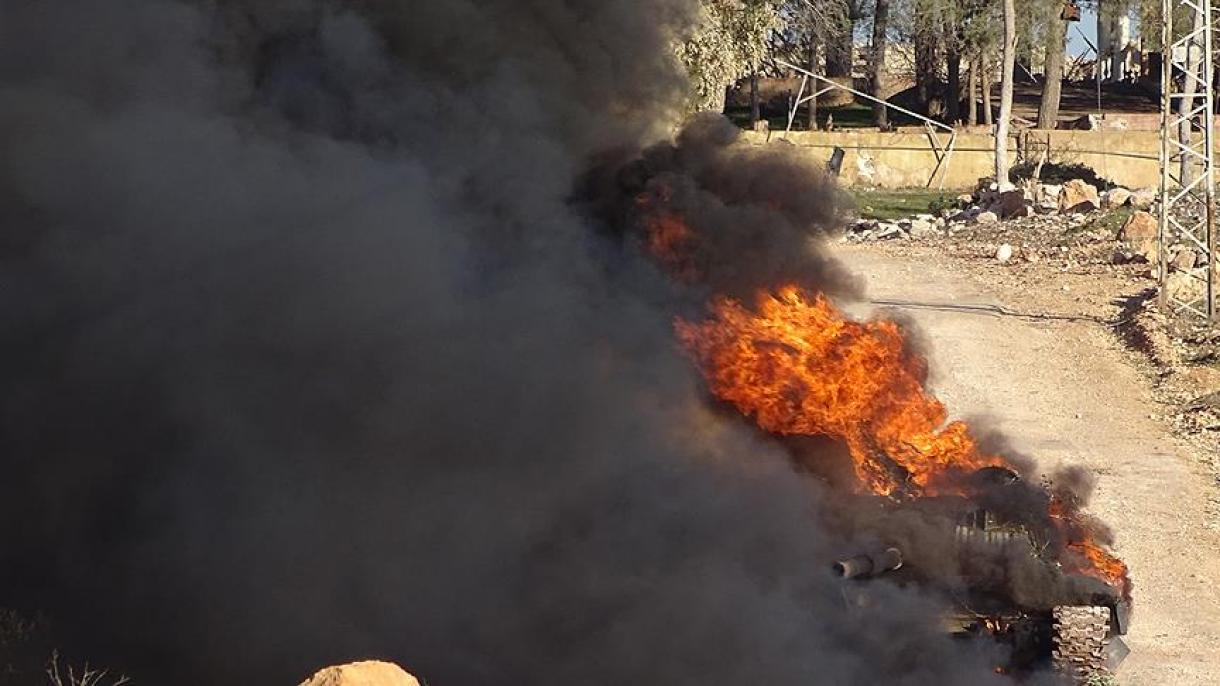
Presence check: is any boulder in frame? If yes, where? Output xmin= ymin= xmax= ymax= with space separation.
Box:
xmin=1118 ymin=211 xmax=1158 ymax=241
xmin=1164 ymin=271 xmax=1207 ymax=305
xmin=975 ymin=210 xmax=999 ymax=224
xmin=298 ymin=662 xmax=421 ymax=686
xmin=1118 ymin=210 xmax=1159 ymax=263
xmin=1129 ymin=188 xmax=1157 ymax=210
xmin=1101 ymin=187 xmax=1131 ymax=209
xmin=1171 ymin=248 xmax=1199 ymax=272
xmin=1058 ymin=179 xmax=1100 ymax=213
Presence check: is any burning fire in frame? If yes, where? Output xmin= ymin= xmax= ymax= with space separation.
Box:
xmin=638 ymin=198 xmax=1131 ymax=597
xmin=674 ymin=286 xmax=1005 ymax=496
xmin=1050 ymin=498 xmax=1132 ymax=594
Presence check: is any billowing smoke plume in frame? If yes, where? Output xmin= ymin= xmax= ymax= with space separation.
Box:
xmin=1 ymin=1 xmax=1039 ymax=684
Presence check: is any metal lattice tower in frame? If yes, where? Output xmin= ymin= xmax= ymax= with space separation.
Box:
xmin=1160 ymin=0 xmax=1218 ymax=320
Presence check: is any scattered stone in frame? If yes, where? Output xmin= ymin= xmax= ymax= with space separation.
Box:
xmin=1058 ymin=179 xmax=1100 ymax=213
xmin=1110 ymin=248 xmax=1144 ymax=264
xmin=908 ymin=217 xmax=938 ymax=237
xmin=873 ymin=222 xmax=906 ymax=240
xmin=1101 ymin=187 xmax=1132 ymax=209
xmin=975 ymin=210 xmax=999 ymax=224
xmin=995 ymin=243 xmax=1014 ymax=263
xmin=298 ymin=662 xmax=421 ymax=686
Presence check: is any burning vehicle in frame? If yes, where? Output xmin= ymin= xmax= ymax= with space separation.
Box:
xmin=605 ymin=123 xmax=1134 ymax=683
xmin=672 ymin=285 xmax=1134 ymax=684
xmin=832 ymin=467 xmax=1131 ymax=682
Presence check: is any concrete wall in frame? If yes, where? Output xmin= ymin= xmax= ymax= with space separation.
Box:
xmin=741 ymin=129 xmax=1162 ymax=191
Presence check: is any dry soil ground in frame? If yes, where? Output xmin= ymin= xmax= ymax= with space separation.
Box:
xmin=837 ymin=243 xmax=1220 ymax=686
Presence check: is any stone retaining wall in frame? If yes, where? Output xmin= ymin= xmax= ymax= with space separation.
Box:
xmin=741 ymin=129 xmax=1162 ymax=191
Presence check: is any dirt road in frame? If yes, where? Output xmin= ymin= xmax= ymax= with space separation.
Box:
xmin=837 ymin=244 xmax=1220 ymax=685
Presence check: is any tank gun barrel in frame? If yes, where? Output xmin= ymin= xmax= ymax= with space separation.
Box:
xmin=832 ymin=547 xmax=903 ymax=579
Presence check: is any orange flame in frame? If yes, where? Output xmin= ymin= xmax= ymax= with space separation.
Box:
xmin=1050 ymin=498 xmax=1132 ymax=595
xmin=675 ymin=286 xmax=1006 ymax=496
xmin=636 ymin=196 xmax=1130 ymax=596
xmin=675 ymin=285 xmax=1130 ymax=596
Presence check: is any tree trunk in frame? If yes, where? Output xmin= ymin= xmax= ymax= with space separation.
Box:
xmin=826 ymin=18 xmax=853 ymax=78
xmin=805 ymin=33 xmax=819 ymax=130
xmin=982 ymin=52 xmax=994 ymax=126
xmin=915 ymin=26 xmax=938 ymax=114
xmin=749 ymin=68 xmax=760 ymax=126
xmin=1037 ymin=17 xmax=1068 ymax=128
xmin=997 ymin=0 xmax=1017 ymax=185
xmin=946 ymin=48 xmax=961 ymax=124
xmin=871 ymin=0 xmax=892 ymax=128
xmin=967 ymin=60 xmax=978 ymax=126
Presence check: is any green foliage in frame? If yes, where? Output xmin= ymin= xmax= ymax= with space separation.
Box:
xmin=850 ymin=188 xmax=952 ymax=220
xmin=1078 ymin=206 xmax=1135 ymax=235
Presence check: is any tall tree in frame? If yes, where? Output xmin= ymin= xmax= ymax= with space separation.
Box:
xmin=946 ymin=44 xmax=962 ymax=124
xmin=981 ymin=53 xmax=994 ymax=125
xmin=996 ymin=0 xmax=1016 ymax=184
xmin=914 ymin=26 xmax=940 ymax=115
xmin=967 ymin=60 xmax=979 ymax=125
xmin=1036 ymin=11 xmax=1067 ymax=128
xmin=871 ymin=0 xmax=893 ymax=127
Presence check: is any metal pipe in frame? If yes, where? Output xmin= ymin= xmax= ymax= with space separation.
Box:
xmin=833 ymin=547 xmax=903 ymax=579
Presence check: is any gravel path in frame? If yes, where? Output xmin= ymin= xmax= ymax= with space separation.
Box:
xmin=837 ymin=244 xmax=1220 ymax=685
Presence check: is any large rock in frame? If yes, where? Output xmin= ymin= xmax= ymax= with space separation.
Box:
xmin=1058 ymin=179 xmax=1100 ymax=213
xmin=1118 ymin=210 xmax=1158 ymax=241
xmin=975 ymin=210 xmax=999 ymax=224
xmin=1164 ymin=271 xmax=1207 ymax=305
xmin=1118 ymin=210 xmax=1159 ymax=262
xmin=298 ymin=662 xmax=421 ymax=686
xmin=1171 ymin=248 xmax=1199 ymax=272
xmin=993 ymin=189 xmax=1030 ymax=219
xmin=1101 ymin=187 xmax=1131 ymax=209
xmin=1129 ymin=188 xmax=1157 ymax=210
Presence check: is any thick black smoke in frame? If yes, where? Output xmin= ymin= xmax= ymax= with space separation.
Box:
xmin=2 ymin=1 xmax=1026 ymax=684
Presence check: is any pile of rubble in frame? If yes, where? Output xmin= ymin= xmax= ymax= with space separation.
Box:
xmin=846 ymin=179 xmax=1215 ymax=301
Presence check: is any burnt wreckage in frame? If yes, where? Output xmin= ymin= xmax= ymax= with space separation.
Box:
xmin=833 ymin=467 xmax=1130 ymax=683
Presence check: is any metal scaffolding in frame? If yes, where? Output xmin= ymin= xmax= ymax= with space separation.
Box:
xmin=1159 ymin=0 xmax=1218 ymax=320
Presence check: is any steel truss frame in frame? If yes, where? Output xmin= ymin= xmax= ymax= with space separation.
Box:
xmin=1160 ymin=0 xmax=1218 ymax=320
